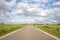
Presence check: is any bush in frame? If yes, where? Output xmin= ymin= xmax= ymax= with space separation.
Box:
xmin=1 ymin=23 xmax=4 ymax=25
xmin=58 ymin=24 xmax=60 ymax=25
xmin=44 ymin=26 xmax=49 ymax=28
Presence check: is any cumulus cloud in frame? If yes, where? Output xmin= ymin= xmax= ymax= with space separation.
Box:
xmin=31 ymin=0 xmax=48 ymax=2
xmin=15 ymin=9 xmax=24 ymax=15
xmin=16 ymin=2 xmax=50 ymax=17
xmin=53 ymin=1 xmax=60 ymax=6
xmin=0 ymin=0 xmax=7 ymax=9
xmin=0 ymin=0 xmax=60 ymax=24
xmin=22 ymin=0 xmax=48 ymax=2
xmin=44 ymin=8 xmax=60 ymax=24
xmin=6 ymin=17 xmax=35 ymax=24
xmin=7 ymin=20 xmax=25 ymax=23
xmin=14 ymin=1 xmax=60 ymax=24
xmin=0 ymin=0 xmax=16 ymax=17
xmin=5 ymin=0 xmax=16 ymax=7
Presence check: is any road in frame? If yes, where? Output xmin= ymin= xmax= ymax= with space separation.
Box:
xmin=0 ymin=25 xmax=56 ymax=40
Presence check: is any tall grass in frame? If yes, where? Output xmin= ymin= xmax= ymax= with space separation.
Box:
xmin=33 ymin=24 xmax=60 ymax=38
xmin=0 ymin=24 xmax=26 ymax=37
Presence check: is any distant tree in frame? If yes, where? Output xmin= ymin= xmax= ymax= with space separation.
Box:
xmin=58 ymin=24 xmax=60 ymax=25
xmin=1 ymin=23 xmax=4 ymax=25
xmin=44 ymin=26 xmax=49 ymax=28
xmin=46 ymin=24 xmax=49 ymax=25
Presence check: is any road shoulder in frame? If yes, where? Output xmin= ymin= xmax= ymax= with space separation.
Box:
xmin=0 ymin=26 xmax=26 ymax=39
xmin=33 ymin=26 xmax=60 ymax=40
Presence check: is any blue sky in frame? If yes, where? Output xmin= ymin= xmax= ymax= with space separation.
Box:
xmin=0 ymin=0 xmax=60 ymax=24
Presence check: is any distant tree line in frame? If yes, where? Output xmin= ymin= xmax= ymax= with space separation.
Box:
xmin=58 ymin=24 xmax=60 ymax=25
xmin=0 ymin=23 xmax=4 ymax=25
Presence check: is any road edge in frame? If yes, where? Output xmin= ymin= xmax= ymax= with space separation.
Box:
xmin=0 ymin=26 xmax=26 ymax=39
xmin=33 ymin=26 xmax=60 ymax=40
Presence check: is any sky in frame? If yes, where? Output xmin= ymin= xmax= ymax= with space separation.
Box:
xmin=0 ymin=0 xmax=60 ymax=24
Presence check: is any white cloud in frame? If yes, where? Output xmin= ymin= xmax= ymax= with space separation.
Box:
xmin=10 ymin=20 xmax=25 ymax=22
xmin=0 ymin=0 xmax=60 ymax=24
xmin=25 ymin=17 xmax=35 ymax=23
xmin=50 ymin=20 xmax=57 ymax=23
xmin=6 ymin=18 xmax=35 ymax=24
xmin=27 ymin=8 xmax=42 ymax=14
xmin=0 ymin=0 xmax=16 ymax=16
xmin=40 ymin=8 xmax=60 ymax=17
xmin=34 ymin=17 xmax=45 ymax=21
xmin=53 ymin=8 xmax=60 ymax=12
xmin=15 ymin=9 xmax=24 ymax=15
xmin=26 ymin=19 xmax=35 ymax=23
xmin=16 ymin=2 xmax=41 ymax=15
xmin=4 ymin=20 xmax=26 ymax=24
xmin=0 ymin=0 xmax=7 ymax=9
xmin=32 ymin=0 xmax=48 ymax=2
xmin=0 ymin=9 xmax=10 ymax=16
xmin=17 ymin=2 xmax=41 ymax=9
xmin=17 ymin=2 xmax=30 ymax=9
xmin=40 ymin=9 xmax=52 ymax=16
xmin=0 ymin=0 xmax=16 ymax=9
xmin=14 ymin=1 xmax=60 ymax=24
xmin=16 ymin=2 xmax=55 ymax=17
xmin=53 ymin=1 xmax=60 ymax=6
xmin=5 ymin=0 xmax=16 ymax=7
xmin=17 ymin=2 xmax=46 ymax=16
xmin=22 ymin=0 xmax=48 ymax=2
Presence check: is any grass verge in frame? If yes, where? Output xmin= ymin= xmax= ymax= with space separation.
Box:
xmin=0 ymin=24 xmax=26 ymax=37
xmin=33 ymin=24 xmax=60 ymax=38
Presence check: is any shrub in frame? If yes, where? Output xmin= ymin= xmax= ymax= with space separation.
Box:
xmin=58 ymin=24 xmax=60 ymax=25
xmin=44 ymin=26 xmax=49 ymax=28
xmin=1 ymin=23 xmax=4 ymax=25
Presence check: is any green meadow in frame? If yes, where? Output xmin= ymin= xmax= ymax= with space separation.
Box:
xmin=33 ymin=24 xmax=60 ymax=38
xmin=0 ymin=24 xmax=26 ymax=37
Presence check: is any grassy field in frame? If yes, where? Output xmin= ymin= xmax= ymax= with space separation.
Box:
xmin=33 ymin=24 xmax=60 ymax=38
xmin=0 ymin=24 xmax=26 ymax=37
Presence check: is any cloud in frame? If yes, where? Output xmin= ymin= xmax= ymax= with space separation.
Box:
xmin=17 ymin=2 xmax=30 ymax=9
xmin=15 ymin=9 xmax=24 ymax=15
xmin=6 ymin=17 xmax=35 ymax=24
xmin=44 ymin=8 xmax=60 ymax=24
xmin=22 ymin=0 xmax=49 ymax=2
xmin=31 ymin=0 xmax=48 ymax=2
xmin=15 ymin=1 xmax=60 ymax=24
xmin=0 ymin=0 xmax=16 ymax=17
xmin=0 ymin=0 xmax=16 ymax=9
xmin=53 ymin=1 xmax=60 ymax=6
xmin=0 ymin=0 xmax=60 ymax=24
xmin=5 ymin=0 xmax=16 ymax=7
xmin=8 ymin=20 xmax=25 ymax=23
xmin=16 ymin=1 xmax=58 ymax=17
xmin=34 ymin=17 xmax=46 ymax=21
xmin=0 ymin=9 xmax=10 ymax=17
xmin=16 ymin=2 xmax=50 ymax=17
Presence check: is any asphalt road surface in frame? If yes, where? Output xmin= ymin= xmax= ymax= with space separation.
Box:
xmin=0 ymin=25 xmax=56 ymax=40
